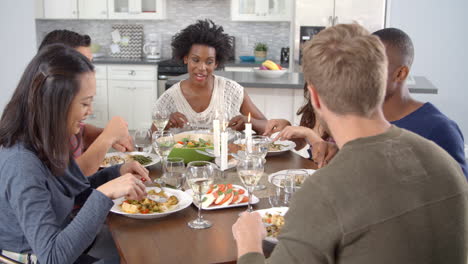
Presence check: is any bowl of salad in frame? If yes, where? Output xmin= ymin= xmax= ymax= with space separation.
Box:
xmin=169 ymin=133 xmax=215 ymax=163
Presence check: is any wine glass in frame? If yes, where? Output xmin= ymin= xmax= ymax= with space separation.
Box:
xmin=163 ymin=157 xmax=185 ymax=189
xmin=133 ymin=128 xmax=152 ymax=153
xmin=152 ymin=108 xmax=170 ymax=131
xmin=186 ymin=161 xmax=215 ymax=229
xmin=249 ymin=135 xmax=271 ymax=191
xmin=237 ymin=155 xmax=264 ymax=213
xmin=152 ymin=131 xmax=175 ymax=181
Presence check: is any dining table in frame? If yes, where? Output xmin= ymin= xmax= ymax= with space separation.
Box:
xmin=107 ymin=151 xmax=317 ymax=264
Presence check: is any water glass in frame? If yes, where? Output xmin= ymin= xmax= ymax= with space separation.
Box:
xmin=186 ymin=161 xmax=216 ymax=229
xmin=269 ymin=174 xmax=293 ymax=207
xmin=133 ymin=128 xmax=152 ymax=153
xmin=237 ymin=156 xmax=264 ymax=212
xmin=287 ymin=169 xmax=309 ymax=191
xmin=163 ymin=157 xmax=185 ymax=189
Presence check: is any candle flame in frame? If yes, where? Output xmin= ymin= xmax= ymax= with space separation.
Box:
xmin=248 ymin=112 xmax=251 ymax=123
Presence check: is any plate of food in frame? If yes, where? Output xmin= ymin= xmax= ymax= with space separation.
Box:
xmin=100 ymin=152 xmax=160 ymax=168
xmin=266 ymin=140 xmax=296 ymax=156
xmin=257 ymin=207 xmax=288 ymax=243
xmin=268 ymin=169 xmax=316 ymax=188
xmin=110 ymin=186 xmax=193 ymax=219
xmin=185 ymin=184 xmax=259 ymax=210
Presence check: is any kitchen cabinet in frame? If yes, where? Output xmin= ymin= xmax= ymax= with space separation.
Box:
xmin=86 ymin=65 xmax=109 ymax=127
xmin=43 ymin=0 xmax=78 ymax=19
xmin=108 ymin=0 xmax=166 ymax=20
xmin=296 ymin=0 xmax=386 ymax=31
xmin=78 ymin=0 xmax=108 ymax=19
xmin=231 ymin=0 xmax=292 ymax=21
xmin=107 ymin=65 xmax=158 ymax=130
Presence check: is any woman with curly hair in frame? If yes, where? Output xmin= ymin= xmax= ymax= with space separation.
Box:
xmin=155 ymin=19 xmax=266 ymax=131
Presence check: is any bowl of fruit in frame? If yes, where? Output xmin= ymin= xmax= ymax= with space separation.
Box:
xmin=253 ymin=60 xmax=287 ymax=78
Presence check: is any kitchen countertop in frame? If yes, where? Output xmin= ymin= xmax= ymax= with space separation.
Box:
xmin=167 ymin=71 xmax=438 ymax=94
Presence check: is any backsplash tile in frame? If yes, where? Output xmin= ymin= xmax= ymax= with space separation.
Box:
xmin=36 ymin=0 xmax=290 ymax=62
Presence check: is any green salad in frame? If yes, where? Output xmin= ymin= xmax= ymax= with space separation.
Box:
xmin=176 ymin=138 xmax=212 ymax=148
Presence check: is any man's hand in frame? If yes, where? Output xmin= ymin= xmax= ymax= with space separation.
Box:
xmin=112 ymin=135 xmax=134 ymax=152
xmin=263 ymin=119 xmax=291 ymax=136
xmin=232 ymin=212 xmax=266 ymax=257
xmin=311 ymin=141 xmax=339 ymax=168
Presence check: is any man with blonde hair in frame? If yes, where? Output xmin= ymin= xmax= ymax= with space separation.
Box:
xmin=232 ymin=23 xmax=468 ymax=264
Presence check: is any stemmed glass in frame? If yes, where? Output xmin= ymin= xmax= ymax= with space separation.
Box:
xmin=163 ymin=157 xmax=185 ymax=189
xmin=186 ymin=161 xmax=215 ymax=229
xmin=133 ymin=128 xmax=152 ymax=153
xmin=152 ymin=131 xmax=175 ymax=182
xmin=152 ymin=108 xmax=170 ymax=132
xmin=248 ymin=135 xmax=271 ymax=191
xmin=237 ymin=155 xmax=264 ymax=212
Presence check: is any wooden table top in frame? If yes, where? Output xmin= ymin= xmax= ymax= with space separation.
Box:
xmin=107 ymin=151 xmax=317 ymax=264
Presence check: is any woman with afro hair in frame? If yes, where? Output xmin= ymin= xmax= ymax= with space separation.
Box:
xmin=154 ymin=19 xmax=266 ymax=131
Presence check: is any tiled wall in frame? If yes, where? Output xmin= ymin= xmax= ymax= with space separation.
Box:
xmin=36 ymin=0 xmax=290 ymax=61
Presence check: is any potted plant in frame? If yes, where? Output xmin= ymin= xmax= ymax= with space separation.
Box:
xmin=254 ymin=42 xmax=268 ymax=62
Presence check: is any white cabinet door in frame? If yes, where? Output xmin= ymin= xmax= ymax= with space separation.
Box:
xmin=108 ymin=0 xmax=166 ymax=20
xmin=87 ymin=79 xmax=108 ymax=127
xmin=44 ymin=0 xmax=78 ymax=19
xmin=108 ymin=81 xmax=134 ymax=128
xmin=334 ymin=0 xmax=386 ymax=32
xmin=79 ymin=0 xmax=108 ymax=19
xmin=231 ymin=0 xmax=291 ymax=21
xmin=263 ymin=88 xmax=295 ymax=121
xmin=295 ymin=0 xmax=334 ymax=27
xmin=132 ymin=82 xmax=155 ymax=129
xmin=108 ymin=80 xmax=156 ymax=130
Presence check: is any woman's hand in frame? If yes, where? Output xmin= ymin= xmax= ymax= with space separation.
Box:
xmin=311 ymin=141 xmax=339 ymax=168
xmin=232 ymin=212 xmax=266 ymax=257
xmin=274 ymin=126 xmax=313 ymax=141
xmin=168 ymin=112 xmax=188 ymax=128
xmin=97 ymin=173 xmax=147 ymax=200
xmin=120 ymin=161 xmax=151 ymax=182
xmin=228 ymin=115 xmax=247 ymax=131
xmin=263 ymin=119 xmax=291 ymax=136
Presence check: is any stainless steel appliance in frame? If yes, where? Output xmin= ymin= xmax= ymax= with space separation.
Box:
xmin=280 ymin=47 xmax=289 ymax=64
xmin=299 ymin=26 xmax=325 ymax=64
xmin=157 ymin=59 xmax=188 ymax=96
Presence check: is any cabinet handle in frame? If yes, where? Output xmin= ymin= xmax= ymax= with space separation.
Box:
xmin=129 ymin=70 xmax=136 ymax=76
xmin=333 ymin=16 xmax=338 ymax=25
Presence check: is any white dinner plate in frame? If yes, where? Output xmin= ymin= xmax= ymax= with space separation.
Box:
xmin=268 ymin=169 xmax=316 ymax=187
xmin=100 ymin=151 xmax=160 ymax=168
xmin=185 ymin=184 xmax=259 ymax=210
xmin=110 ymin=187 xmax=193 ymax=219
xmin=256 ymin=207 xmax=289 ymax=244
xmin=267 ymin=140 xmax=296 ymax=156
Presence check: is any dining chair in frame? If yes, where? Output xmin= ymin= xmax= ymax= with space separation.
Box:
xmin=0 ymin=253 xmax=22 ymax=264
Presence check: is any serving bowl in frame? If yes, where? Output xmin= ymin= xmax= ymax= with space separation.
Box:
xmin=253 ymin=67 xmax=288 ymax=78
xmin=168 ymin=132 xmax=214 ymax=164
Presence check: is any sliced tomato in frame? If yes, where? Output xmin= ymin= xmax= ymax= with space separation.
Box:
xmin=217 ymin=192 xmax=232 ymax=205
xmin=231 ymin=195 xmax=239 ymax=204
xmin=218 ymin=184 xmax=226 ymax=192
xmin=238 ymin=189 xmax=245 ymax=195
xmin=240 ymin=196 xmax=249 ymax=203
xmin=140 ymin=208 xmax=150 ymax=214
xmin=226 ymin=184 xmax=233 ymax=190
xmin=177 ymin=141 xmax=184 ymax=145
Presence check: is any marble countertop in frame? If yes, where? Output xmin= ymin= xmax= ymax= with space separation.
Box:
xmin=167 ymin=71 xmax=437 ymax=94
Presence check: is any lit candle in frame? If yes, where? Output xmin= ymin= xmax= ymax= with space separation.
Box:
xmin=220 ymin=122 xmax=228 ymax=171
xmin=245 ymin=113 xmax=253 ymax=153
xmin=213 ymin=119 xmax=220 ymax=157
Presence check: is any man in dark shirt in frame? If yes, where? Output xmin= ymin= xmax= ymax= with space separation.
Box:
xmin=373 ymin=28 xmax=467 ymax=177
